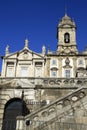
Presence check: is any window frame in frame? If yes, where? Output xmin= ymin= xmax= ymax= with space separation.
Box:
xmin=65 ymin=69 xmax=70 ymax=78
xmin=6 ymin=62 xmax=14 ymax=77
xmin=51 ymin=68 xmax=58 ymax=78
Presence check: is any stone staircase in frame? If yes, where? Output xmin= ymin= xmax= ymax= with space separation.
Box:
xmin=16 ymin=87 xmax=87 ymax=130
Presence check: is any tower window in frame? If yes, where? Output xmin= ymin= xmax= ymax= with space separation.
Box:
xmin=64 ymin=33 xmax=70 ymax=43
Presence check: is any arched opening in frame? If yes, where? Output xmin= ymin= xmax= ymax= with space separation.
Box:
xmin=2 ymin=98 xmax=30 ymax=130
xmin=64 ymin=33 xmax=70 ymax=43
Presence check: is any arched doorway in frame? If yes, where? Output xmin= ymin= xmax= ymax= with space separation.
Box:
xmin=2 ymin=98 xmax=30 ymax=130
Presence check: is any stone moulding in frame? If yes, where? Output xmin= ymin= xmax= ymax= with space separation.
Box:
xmin=0 ymin=77 xmax=87 ymax=89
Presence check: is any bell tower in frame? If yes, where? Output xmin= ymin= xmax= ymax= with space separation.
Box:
xmin=57 ymin=14 xmax=78 ymax=54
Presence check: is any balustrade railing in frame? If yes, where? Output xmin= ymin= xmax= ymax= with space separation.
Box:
xmin=20 ymin=87 xmax=87 ymax=129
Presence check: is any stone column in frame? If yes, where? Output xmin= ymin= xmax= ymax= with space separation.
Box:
xmin=16 ymin=116 xmax=24 ymax=130
xmin=58 ymin=58 xmax=62 ymax=77
xmin=73 ymin=57 xmax=77 ymax=77
xmin=1 ymin=60 xmax=7 ymax=77
xmin=46 ymin=58 xmax=50 ymax=77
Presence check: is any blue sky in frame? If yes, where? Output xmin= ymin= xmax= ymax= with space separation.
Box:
xmin=0 ymin=0 xmax=87 ymax=72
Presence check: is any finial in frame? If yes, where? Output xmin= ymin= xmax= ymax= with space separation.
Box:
xmin=42 ymin=45 xmax=46 ymax=55
xmin=24 ymin=38 xmax=29 ymax=49
xmin=5 ymin=45 xmax=9 ymax=56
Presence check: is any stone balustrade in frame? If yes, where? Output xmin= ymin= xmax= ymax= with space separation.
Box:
xmin=22 ymin=87 xmax=87 ymax=129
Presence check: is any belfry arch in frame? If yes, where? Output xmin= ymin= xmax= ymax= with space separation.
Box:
xmin=2 ymin=98 xmax=30 ymax=130
xmin=64 ymin=32 xmax=70 ymax=43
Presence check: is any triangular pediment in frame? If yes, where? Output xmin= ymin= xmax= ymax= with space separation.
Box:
xmin=62 ymin=24 xmax=72 ymax=28
xmin=4 ymin=48 xmax=44 ymax=60
xmin=18 ymin=49 xmax=44 ymax=60
xmin=59 ymin=24 xmax=75 ymax=28
xmin=5 ymin=52 xmax=18 ymax=58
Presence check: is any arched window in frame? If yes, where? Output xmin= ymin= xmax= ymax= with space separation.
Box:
xmin=64 ymin=33 xmax=70 ymax=43
xmin=2 ymin=98 xmax=30 ymax=130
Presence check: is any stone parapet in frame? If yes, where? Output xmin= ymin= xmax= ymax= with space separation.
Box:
xmin=0 ymin=77 xmax=87 ymax=89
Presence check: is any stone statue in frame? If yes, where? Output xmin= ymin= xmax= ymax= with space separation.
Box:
xmin=5 ymin=45 xmax=9 ymax=55
xmin=24 ymin=39 xmax=29 ymax=48
xmin=42 ymin=45 xmax=46 ymax=55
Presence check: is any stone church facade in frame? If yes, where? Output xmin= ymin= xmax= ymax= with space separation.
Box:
xmin=0 ymin=14 xmax=87 ymax=130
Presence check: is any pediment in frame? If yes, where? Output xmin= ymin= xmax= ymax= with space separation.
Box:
xmin=59 ymin=24 xmax=74 ymax=28
xmin=18 ymin=49 xmax=44 ymax=60
xmin=77 ymin=67 xmax=85 ymax=71
xmin=4 ymin=49 xmax=44 ymax=60
xmin=62 ymin=24 xmax=72 ymax=28
xmin=18 ymin=50 xmax=33 ymax=60
xmin=5 ymin=52 xmax=18 ymax=59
